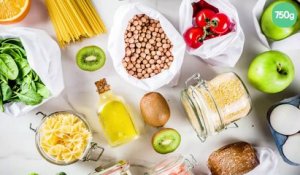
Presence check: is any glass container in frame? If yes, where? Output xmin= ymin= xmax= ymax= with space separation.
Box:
xmin=90 ymin=160 xmax=132 ymax=175
xmin=95 ymin=78 xmax=139 ymax=147
xmin=30 ymin=111 xmax=104 ymax=166
xmin=181 ymin=72 xmax=252 ymax=142
xmin=147 ymin=155 xmax=197 ymax=175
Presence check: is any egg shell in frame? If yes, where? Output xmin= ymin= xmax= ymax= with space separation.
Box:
xmin=270 ymin=104 xmax=300 ymax=135
xmin=282 ymin=134 xmax=300 ymax=164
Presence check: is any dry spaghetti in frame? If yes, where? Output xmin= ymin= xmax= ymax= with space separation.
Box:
xmin=45 ymin=0 xmax=106 ymax=47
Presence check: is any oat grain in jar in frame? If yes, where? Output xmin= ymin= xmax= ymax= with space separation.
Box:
xmin=181 ymin=72 xmax=251 ymax=142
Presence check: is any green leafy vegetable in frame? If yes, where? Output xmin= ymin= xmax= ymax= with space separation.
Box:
xmin=36 ymin=82 xmax=50 ymax=98
xmin=0 ymin=90 xmax=3 ymax=112
xmin=0 ymin=38 xmax=50 ymax=112
xmin=0 ymin=53 xmax=19 ymax=80
xmin=1 ymin=82 xmax=13 ymax=101
xmin=16 ymin=88 xmax=43 ymax=105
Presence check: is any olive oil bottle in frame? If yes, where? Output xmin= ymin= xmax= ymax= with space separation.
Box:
xmin=95 ymin=79 xmax=138 ymax=147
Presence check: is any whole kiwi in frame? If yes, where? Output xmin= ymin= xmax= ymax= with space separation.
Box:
xmin=140 ymin=92 xmax=170 ymax=127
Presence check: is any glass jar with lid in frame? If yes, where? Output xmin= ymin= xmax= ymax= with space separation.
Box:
xmin=90 ymin=160 xmax=132 ymax=175
xmin=181 ymin=72 xmax=252 ymax=142
xmin=146 ymin=155 xmax=197 ymax=175
xmin=30 ymin=111 xmax=104 ymax=165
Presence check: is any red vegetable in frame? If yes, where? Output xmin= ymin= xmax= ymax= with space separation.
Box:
xmin=210 ymin=13 xmax=231 ymax=35
xmin=183 ymin=27 xmax=205 ymax=49
xmin=195 ymin=9 xmax=216 ymax=28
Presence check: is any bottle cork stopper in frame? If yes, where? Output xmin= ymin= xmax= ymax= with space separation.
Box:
xmin=95 ymin=78 xmax=111 ymax=94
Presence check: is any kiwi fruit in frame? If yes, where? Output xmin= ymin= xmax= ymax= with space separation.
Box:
xmin=140 ymin=92 xmax=170 ymax=127
xmin=152 ymin=128 xmax=181 ymax=154
xmin=76 ymin=46 xmax=106 ymax=71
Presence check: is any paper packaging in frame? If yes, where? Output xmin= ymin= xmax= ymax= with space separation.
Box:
xmin=179 ymin=0 xmax=245 ymax=67
xmin=253 ymin=0 xmax=300 ymax=50
xmin=108 ymin=3 xmax=186 ymax=91
xmin=248 ymin=147 xmax=278 ymax=175
xmin=0 ymin=27 xmax=64 ymax=117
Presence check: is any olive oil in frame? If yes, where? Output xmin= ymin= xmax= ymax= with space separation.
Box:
xmin=95 ymin=79 xmax=138 ymax=147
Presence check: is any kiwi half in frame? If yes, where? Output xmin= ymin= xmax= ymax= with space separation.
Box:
xmin=76 ymin=45 xmax=106 ymax=71
xmin=152 ymin=128 xmax=181 ymax=154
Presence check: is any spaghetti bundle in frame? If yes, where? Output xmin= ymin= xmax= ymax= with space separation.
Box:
xmin=45 ymin=0 xmax=106 ymax=47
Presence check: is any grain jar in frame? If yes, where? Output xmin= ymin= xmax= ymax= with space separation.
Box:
xmin=181 ymin=72 xmax=252 ymax=142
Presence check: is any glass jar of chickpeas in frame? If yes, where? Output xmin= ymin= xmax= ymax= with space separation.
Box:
xmin=181 ymin=72 xmax=252 ymax=142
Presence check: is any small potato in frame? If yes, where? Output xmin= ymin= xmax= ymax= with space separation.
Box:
xmin=140 ymin=92 xmax=170 ymax=127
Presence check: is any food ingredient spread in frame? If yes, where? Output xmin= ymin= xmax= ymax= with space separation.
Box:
xmin=122 ymin=14 xmax=174 ymax=79
xmin=39 ymin=112 xmax=91 ymax=163
xmin=95 ymin=78 xmax=138 ymax=147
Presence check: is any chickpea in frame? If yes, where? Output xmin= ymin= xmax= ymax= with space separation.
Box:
xmin=122 ymin=61 xmax=127 ymax=67
xmin=130 ymin=26 xmax=136 ymax=31
xmin=147 ymin=68 xmax=153 ymax=73
xmin=129 ymin=70 xmax=134 ymax=75
xmin=123 ymin=14 xmax=174 ymax=79
xmin=128 ymin=63 xmax=134 ymax=69
xmin=136 ymin=43 xmax=142 ymax=48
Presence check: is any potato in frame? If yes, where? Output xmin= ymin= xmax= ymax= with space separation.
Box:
xmin=140 ymin=92 xmax=170 ymax=127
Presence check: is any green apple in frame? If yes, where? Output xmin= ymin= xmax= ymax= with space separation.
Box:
xmin=261 ymin=0 xmax=300 ymax=40
xmin=248 ymin=50 xmax=295 ymax=93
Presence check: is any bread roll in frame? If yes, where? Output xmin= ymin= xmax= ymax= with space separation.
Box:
xmin=208 ymin=142 xmax=259 ymax=175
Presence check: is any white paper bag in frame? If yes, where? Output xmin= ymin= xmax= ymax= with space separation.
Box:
xmin=108 ymin=3 xmax=186 ymax=91
xmin=179 ymin=0 xmax=245 ymax=67
xmin=253 ymin=0 xmax=300 ymax=50
xmin=247 ymin=147 xmax=278 ymax=175
xmin=0 ymin=27 xmax=64 ymax=116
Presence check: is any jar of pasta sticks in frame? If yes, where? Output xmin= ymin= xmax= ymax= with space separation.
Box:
xmin=181 ymin=72 xmax=252 ymax=142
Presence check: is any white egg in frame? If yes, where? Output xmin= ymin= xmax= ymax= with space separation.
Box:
xmin=270 ymin=104 xmax=300 ymax=135
xmin=282 ymin=134 xmax=300 ymax=164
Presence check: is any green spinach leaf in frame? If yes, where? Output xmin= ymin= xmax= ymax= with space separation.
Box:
xmin=0 ymin=91 xmax=3 ymax=112
xmin=0 ymin=82 xmax=13 ymax=101
xmin=15 ymin=88 xmax=43 ymax=105
xmin=36 ymin=83 xmax=50 ymax=98
xmin=2 ymin=49 xmax=30 ymax=77
xmin=0 ymin=53 xmax=19 ymax=80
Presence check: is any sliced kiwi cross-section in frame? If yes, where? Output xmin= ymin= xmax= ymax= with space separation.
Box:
xmin=152 ymin=128 xmax=181 ymax=154
xmin=76 ymin=45 xmax=106 ymax=71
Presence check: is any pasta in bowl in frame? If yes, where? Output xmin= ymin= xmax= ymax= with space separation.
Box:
xmin=32 ymin=111 xmax=104 ymax=165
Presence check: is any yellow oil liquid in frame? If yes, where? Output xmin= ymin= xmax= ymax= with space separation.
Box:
xmin=99 ymin=100 xmax=138 ymax=147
